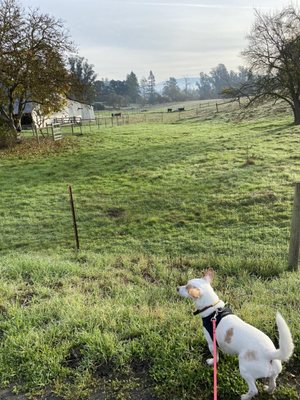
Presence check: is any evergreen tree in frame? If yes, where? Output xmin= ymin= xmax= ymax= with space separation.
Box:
xmin=139 ymin=77 xmax=148 ymax=105
xmin=68 ymin=56 xmax=97 ymax=103
xmin=147 ymin=70 xmax=156 ymax=104
xmin=126 ymin=71 xmax=140 ymax=103
xmin=162 ymin=77 xmax=182 ymax=101
xmin=196 ymin=72 xmax=213 ymax=99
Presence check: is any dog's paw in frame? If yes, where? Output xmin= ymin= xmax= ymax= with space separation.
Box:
xmin=241 ymin=395 xmax=251 ymax=400
xmin=263 ymin=385 xmax=275 ymax=394
xmin=206 ymin=358 xmax=214 ymax=366
xmin=241 ymin=394 xmax=256 ymax=400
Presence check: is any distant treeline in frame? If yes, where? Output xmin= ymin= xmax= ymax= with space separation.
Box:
xmin=93 ymin=64 xmax=250 ymax=109
xmin=68 ymin=56 xmax=250 ymax=109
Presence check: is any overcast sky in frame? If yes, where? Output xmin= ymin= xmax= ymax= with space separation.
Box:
xmin=21 ymin=0 xmax=298 ymax=82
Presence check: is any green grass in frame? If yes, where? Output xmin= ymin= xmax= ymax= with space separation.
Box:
xmin=1 ymin=116 xmax=299 ymax=259
xmin=0 ymin=105 xmax=299 ymax=399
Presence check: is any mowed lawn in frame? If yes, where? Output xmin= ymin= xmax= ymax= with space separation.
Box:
xmin=0 ymin=113 xmax=299 ymax=399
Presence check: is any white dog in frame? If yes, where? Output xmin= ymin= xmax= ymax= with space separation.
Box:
xmin=177 ymin=269 xmax=294 ymax=400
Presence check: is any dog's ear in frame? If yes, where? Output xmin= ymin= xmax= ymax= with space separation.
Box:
xmin=203 ymin=268 xmax=214 ymax=283
xmin=187 ymin=285 xmax=201 ymax=299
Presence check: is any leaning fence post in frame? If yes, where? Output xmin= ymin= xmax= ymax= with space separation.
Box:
xmin=288 ymin=182 xmax=300 ymax=270
xmin=68 ymin=185 xmax=80 ymax=251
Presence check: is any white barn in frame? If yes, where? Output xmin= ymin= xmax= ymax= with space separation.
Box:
xmin=18 ymin=99 xmax=95 ymax=128
xmin=43 ymin=99 xmax=95 ymax=124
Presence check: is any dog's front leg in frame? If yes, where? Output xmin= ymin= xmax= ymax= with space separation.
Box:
xmin=203 ymin=330 xmax=219 ymax=366
xmin=206 ymin=341 xmax=219 ymax=366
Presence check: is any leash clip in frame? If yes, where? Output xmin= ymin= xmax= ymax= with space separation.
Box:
xmin=211 ymin=309 xmax=219 ymax=321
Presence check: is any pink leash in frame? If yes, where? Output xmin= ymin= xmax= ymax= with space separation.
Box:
xmin=212 ymin=317 xmax=217 ymax=400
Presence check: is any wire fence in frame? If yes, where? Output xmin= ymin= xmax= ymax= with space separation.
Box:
xmin=93 ymin=99 xmax=240 ymax=127
xmin=25 ymin=99 xmax=241 ymax=138
xmin=0 ymin=184 xmax=292 ymax=262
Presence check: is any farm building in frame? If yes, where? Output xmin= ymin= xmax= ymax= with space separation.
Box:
xmin=44 ymin=99 xmax=95 ymax=124
xmin=16 ymin=99 xmax=95 ymax=128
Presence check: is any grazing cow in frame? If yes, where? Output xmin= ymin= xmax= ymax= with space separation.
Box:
xmin=112 ymin=112 xmax=122 ymax=117
xmin=167 ymin=108 xmax=172 ymax=112
xmin=178 ymin=107 xmax=185 ymax=112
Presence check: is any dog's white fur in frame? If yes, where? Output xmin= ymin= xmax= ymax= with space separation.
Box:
xmin=177 ymin=269 xmax=294 ymax=400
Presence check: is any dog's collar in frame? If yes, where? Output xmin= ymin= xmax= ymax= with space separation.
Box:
xmin=193 ymin=300 xmax=221 ymax=316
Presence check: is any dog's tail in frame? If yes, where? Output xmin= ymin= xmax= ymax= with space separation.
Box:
xmin=271 ymin=312 xmax=294 ymax=362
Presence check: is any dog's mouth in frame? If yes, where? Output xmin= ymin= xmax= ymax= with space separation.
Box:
xmin=177 ymin=285 xmax=189 ymax=298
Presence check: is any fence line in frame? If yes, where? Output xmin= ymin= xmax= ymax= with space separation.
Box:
xmin=0 ymin=187 xmax=291 ymax=259
xmin=93 ymin=99 xmax=240 ymax=128
xmin=28 ymin=99 xmax=240 ymax=137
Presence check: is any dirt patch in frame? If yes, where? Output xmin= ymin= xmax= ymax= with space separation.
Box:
xmin=0 ymin=389 xmax=61 ymax=400
xmin=279 ymin=360 xmax=300 ymax=396
xmin=0 ymin=375 xmax=158 ymax=400
xmin=106 ymin=207 xmax=125 ymax=218
xmin=62 ymin=344 xmax=84 ymax=369
xmin=90 ymin=367 xmax=158 ymax=400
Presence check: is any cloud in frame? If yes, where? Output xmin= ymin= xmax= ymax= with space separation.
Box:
xmin=20 ymin=0 xmax=295 ymax=81
xmin=124 ymin=1 xmax=270 ymax=10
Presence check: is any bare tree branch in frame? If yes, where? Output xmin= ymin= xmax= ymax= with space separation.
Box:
xmin=240 ymin=6 xmax=300 ymax=124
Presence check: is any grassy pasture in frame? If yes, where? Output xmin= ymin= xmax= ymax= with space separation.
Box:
xmin=0 ymin=106 xmax=299 ymax=399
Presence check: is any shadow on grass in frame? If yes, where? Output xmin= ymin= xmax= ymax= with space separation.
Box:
xmin=249 ymin=122 xmax=294 ymax=135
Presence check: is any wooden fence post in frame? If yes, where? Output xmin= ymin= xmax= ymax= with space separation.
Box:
xmin=216 ymin=103 xmax=219 ymax=113
xmin=288 ymin=182 xmax=300 ymax=270
xmin=68 ymin=185 xmax=80 ymax=251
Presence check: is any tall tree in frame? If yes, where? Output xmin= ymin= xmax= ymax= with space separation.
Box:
xmin=183 ymin=77 xmax=190 ymax=98
xmin=242 ymin=6 xmax=300 ymax=125
xmin=196 ymin=72 xmax=213 ymax=99
xmin=162 ymin=77 xmax=182 ymax=101
xmin=0 ymin=0 xmax=74 ymax=135
xmin=94 ymin=80 xmax=106 ymax=102
xmin=139 ymin=77 xmax=148 ymax=105
xmin=126 ymin=71 xmax=140 ymax=103
xmin=68 ymin=56 xmax=97 ymax=104
xmin=209 ymin=64 xmax=231 ymax=96
xmin=147 ymin=70 xmax=156 ymax=104
xmin=109 ymin=80 xmax=128 ymax=96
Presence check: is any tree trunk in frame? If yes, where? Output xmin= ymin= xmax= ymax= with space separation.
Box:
xmin=6 ymin=118 xmax=17 ymax=133
xmin=0 ymin=109 xmax=19 ymax=148
xmin=293 ymin=99 xmax=300 ymax=125
xmin=0 ymin=122 xmax=18 ymax=148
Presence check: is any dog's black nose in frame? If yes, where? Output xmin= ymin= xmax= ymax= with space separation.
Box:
xmin=176 ymin=286 xmax=180 ymax=292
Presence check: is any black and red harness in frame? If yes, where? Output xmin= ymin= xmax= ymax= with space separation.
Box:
xmin=194 ymin=306 xmax=233 ymax=343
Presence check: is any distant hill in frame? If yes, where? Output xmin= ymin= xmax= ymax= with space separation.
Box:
xmin=156 ymin=77 xmax=199 ymax=93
